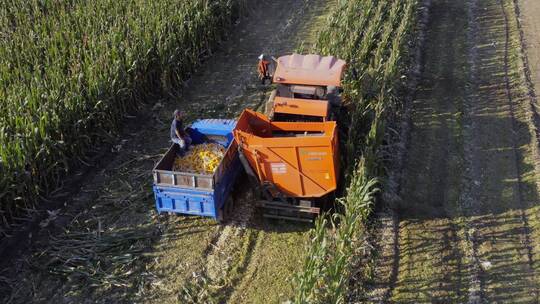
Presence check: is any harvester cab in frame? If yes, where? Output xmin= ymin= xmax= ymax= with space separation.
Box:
xmin=263 ymin=53 xmax=347 ymax=122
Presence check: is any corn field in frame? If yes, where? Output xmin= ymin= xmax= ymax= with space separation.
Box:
xmin=294 ymin=0 xmax=418 ymax=302
xmin=0 ymin=0 xmax=247 ymax=232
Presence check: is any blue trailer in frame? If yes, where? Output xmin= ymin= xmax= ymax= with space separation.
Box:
xmin=152 ymin=119 xmax=241 ymax=221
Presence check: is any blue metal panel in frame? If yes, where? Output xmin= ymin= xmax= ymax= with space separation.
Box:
xmin=154 ymin=186 xmax=217 ymax=218
xmin=190 ymin=119 xmax=237 ymax=146
xmin=153 ymin=150 xmax=241 ymax=219
xmin=214 ymin=152 xmax=242 ymax=210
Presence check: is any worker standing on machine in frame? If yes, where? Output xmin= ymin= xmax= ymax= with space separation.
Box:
xmin=170 ymin=109 xmax=192 ymax=156
xmin=257 ymin=54 xmax=273 ymax=84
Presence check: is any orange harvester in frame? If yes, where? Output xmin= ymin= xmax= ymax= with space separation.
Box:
xmin=233 ymin=109 xmax=339 ymax=199
xmin=265 ymin=53 xmax=347 ymax=122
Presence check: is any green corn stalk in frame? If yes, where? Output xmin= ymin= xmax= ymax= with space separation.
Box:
xmin=0 ymin=0 xmax=248 ymax=232
xmin=293 ymin=0 xmax=419 ymax=302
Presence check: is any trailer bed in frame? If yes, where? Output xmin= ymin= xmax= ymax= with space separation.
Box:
xmin=152 ymin=119 xmax=240 ymax=220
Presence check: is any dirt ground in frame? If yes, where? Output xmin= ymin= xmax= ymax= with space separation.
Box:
xmin=0 ymin=0 xmax=333 ymax=303
xmin=367 ymin=0 xmax=540 ymax=303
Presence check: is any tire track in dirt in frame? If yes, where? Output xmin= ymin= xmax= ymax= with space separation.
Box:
xmin=512 ymin=0 xmax=540 ymax=295
xmin=461 ymin=0 xmax=486 ymax=300
xmin=497 ymin=0 xmax=539 ymax=300
xmin=365 ymin=211 xmax=400 ymax=302
xmin=464 ymin=0 xmax=539 ymax=301
xmin=372 ymin=0 xmax=540 ymax=303
xmin=511 ymin=0 xmax=540 ymax=195
xmin=386 ymin=0 xmax=471 ymax=301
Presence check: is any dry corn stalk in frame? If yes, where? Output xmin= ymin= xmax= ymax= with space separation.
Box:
xmin=173 ymin=143 xmax=226 ymax=174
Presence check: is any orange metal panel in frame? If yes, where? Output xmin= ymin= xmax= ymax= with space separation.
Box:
xmin=273 ymin=97 xmax=329 ymax=118
xmin=273 ymin=54 xmax=347 ymax=87
xmin=234 ymin=109 xmax=339 ymax=198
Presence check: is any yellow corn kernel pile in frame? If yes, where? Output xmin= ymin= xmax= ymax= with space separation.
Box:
xmin=173 ymin=143 xmax=226 ymax=174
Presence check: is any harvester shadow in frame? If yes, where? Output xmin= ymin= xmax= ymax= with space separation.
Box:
xmin=249 ymin=215 xmax=313 ymax=233
xmin=224 ymin=199 xmax=314 ymax=234
xmin=212 ymin=171 xmax=314 ymax=233
xmin=157 ymin=217 xmax=220 ymax=242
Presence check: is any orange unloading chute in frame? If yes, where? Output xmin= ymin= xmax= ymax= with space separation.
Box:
xmin=234 ymin=109 xmax=339 ymax=198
